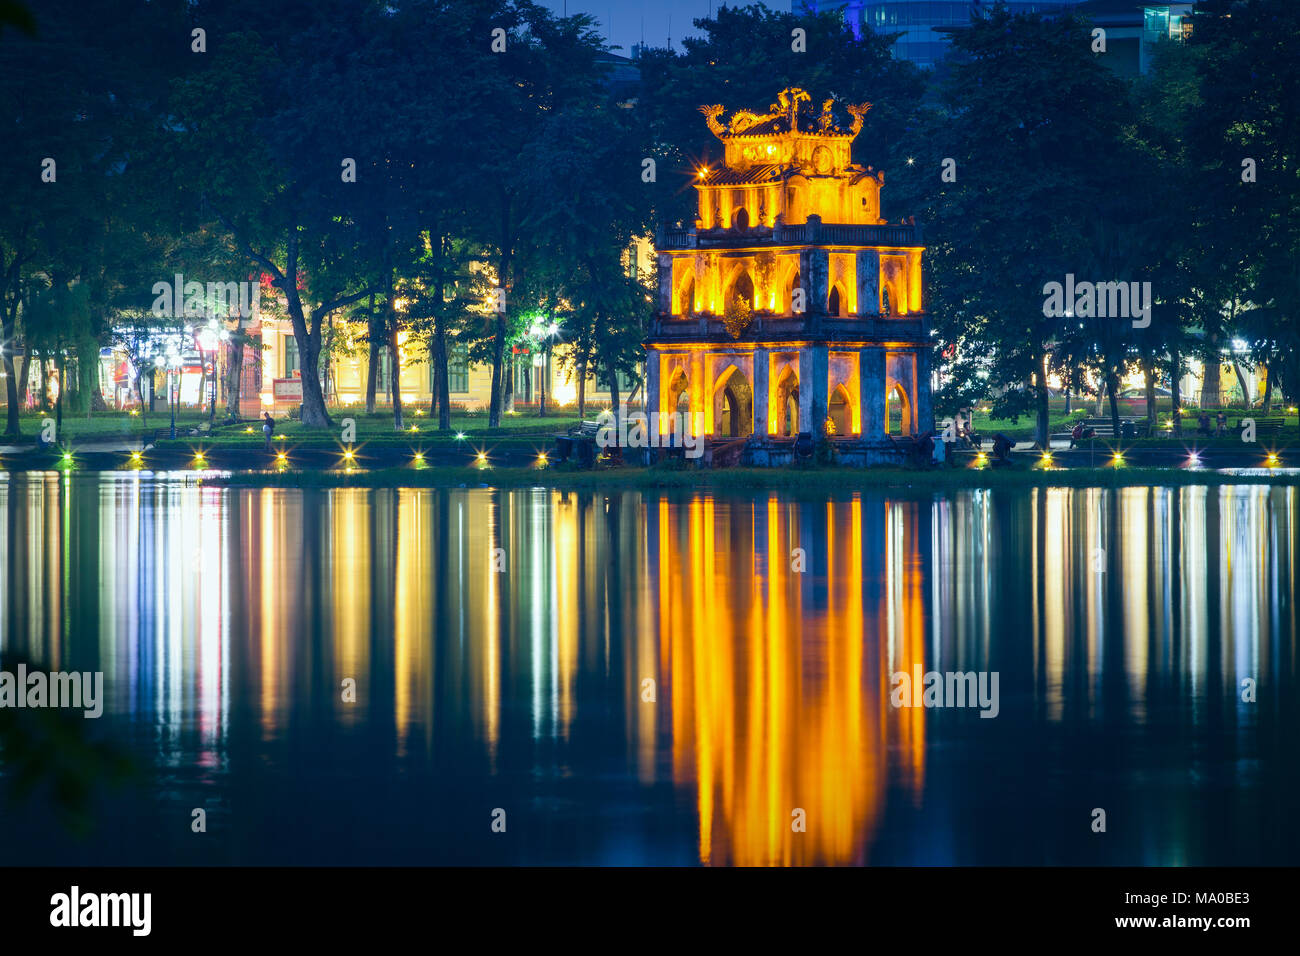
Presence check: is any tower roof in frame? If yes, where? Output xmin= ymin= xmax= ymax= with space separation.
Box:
xmin=699 ymin=87 xmax=870 ymax=143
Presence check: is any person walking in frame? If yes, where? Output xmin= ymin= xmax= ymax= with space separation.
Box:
xmin=263 ymin=411 xmax=275 ymax=452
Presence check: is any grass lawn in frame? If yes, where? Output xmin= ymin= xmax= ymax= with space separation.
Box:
xmin=5 ymin=408 xmax=582 ymax=444
xmin=968 ymin=407 xmax=1299 ymax=441
xmin=212 ymin=462 xmax=1300 ymax=494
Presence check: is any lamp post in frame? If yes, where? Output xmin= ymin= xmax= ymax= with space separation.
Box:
xmin=529 ymin=319 xmax=559 ymax=417
xmin=165 ymin=345 xmax=181 ymax=439
xmin=198 ymin=318 xmax=220 ymax=427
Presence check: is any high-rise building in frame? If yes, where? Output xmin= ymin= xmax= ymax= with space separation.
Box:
xmin=794 ymin=1 xmax=1078 ymax=68
xmin=796 ymin=2 xmax=1197 ymax=73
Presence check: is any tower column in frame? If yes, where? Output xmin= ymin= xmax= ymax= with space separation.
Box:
xmin=647 ymin=348 xmax=665 ymax=442
xmin=916 ymin=348 xmax=933 ymax=434
xmin=810 ymin=346 xmax=829 ymax=436
xmin=856 ymin=250 xmax=881 ymax=316
xmin=753 ymin=348 xmax=769 ymax=437
xmin=860 ymin=347 xmax=886 ymax=439
xmin=690 ymin=350 xmax=706 ymax=437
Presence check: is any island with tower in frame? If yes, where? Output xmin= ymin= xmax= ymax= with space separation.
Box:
xmin=647 ymin=87 xmax=934 ymax=465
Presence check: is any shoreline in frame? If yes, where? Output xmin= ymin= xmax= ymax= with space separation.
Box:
xmin=6 ymin=464 xmax=1296 ymax=494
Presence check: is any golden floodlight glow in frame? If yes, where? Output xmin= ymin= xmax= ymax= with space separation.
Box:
xmin=1112 ymin=453 xmax=1124 ymax=466
xmin=1266 ymin=453 xmax=1279 ymax=465
xmin=537 ymin=452 xmax=548 ymax=465
xmin=343 ymin=449 xmax=355 ymax=461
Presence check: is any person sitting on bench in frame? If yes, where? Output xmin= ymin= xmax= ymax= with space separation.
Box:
xmin=1215 ymin=411 xmax=1227 ymax=436
xmin=961 ymin=420 xmax=982 ymax=450
xmin=1197 ymin=412 xmax=1212 ymax=436
xmin=991 ymin=432 xmax=1013 ymax=463
xmin=1069 ymin=421 xmax=1095 ymax=448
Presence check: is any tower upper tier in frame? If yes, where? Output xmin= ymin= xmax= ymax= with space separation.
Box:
xmin=694 ymin=87 xmax=884 ymax=229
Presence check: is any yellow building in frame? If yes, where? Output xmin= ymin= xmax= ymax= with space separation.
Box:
xmin=647 ymin=87 xmax=933 ymax=465
xmin=253 ymin=239 xmax=654 ymax=415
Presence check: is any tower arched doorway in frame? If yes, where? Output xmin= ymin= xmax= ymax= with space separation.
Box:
xmin=774 ymin=366 xmax=800 ymax=437
xmin=713 ymin=365 xmax=754 ymax=438
xmin=828 ymin=383 xmax=852 ymax=436
xmin=886 ymin=382 xmax=912 ymax=436
xmin=732 ymin=270 xmax=755 ymax=310
xmin=666 ymin=367 xmax=690 ymax=434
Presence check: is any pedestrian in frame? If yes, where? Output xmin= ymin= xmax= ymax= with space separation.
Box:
xmin=263 ymin=411 xmax=275 ymax=451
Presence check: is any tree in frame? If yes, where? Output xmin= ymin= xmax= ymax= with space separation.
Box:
xmin=892 ymin=6 xmax=1139 ymax=449
xmin=168 ymin=12 xmax=376 ymax=427
xmin=1185 ymin=0 xmax=1300 ymax=418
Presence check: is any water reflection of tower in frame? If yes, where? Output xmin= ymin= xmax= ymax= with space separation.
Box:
xmin=649 ymin=493 xmax=929 ymax=865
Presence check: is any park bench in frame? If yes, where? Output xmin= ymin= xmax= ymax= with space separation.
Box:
xmin=551 ymin=420 xmax=604 ymax=467
xmin=1052 ymin=417 xmax=1149 ymax=444
xmin=1236 ymin=417 xmax=1286 ymax=438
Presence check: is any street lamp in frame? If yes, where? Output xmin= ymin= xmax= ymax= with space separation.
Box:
xmin=528 ymin=319 xmax=559 ymax=416
xmin=164 ymin=347 xmax=181 ymax=439
xmin=199 ymin=319 xmax=220 ymax=426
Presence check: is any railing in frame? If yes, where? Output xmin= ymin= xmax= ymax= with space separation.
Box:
xmin=657 ymin=221 xmax=922 ymax=250
xmin=649 ymin=311 xmax=927 ymax=338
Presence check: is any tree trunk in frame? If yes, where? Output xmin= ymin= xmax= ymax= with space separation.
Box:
xmin=226 ymin=336 xmax=245 ymax=419
xmin=1261 ymin=361 xmax=1274 ymax=412
xmin=539 ymin=343 xmax=549 ymax=417
xmin=16 ymin=348 xmax=29 ymax=410
xmin=433 ymin=308 xmax=451 ymax=433
xmin=1201 ymin=337 xmax=1221 ymax=408
xmin=365 ymin=292 xmax=379 ymax=415
xmin=1170 ymin=345 xmax=1181 ymax=436
xmin=608 ymin=372 xmax=620 ymax=446
xmin=1107 ymin=370 xmax=1121 ymax=438
xmin=577 ymin=355 xmax=587 ymax=420
xmin=1 ymin=311 xmax=19 ymax=438
xmin=285 ymin=286 xmax=331 ymax=428
xmin=1143 ymin=358 xmax=1157 ymax=434
xmin=137 ymin=371 xmax=148 ymax=429
xmin=1035 ymin=355 xmax=1050 ymax=450
xmin=488 ymin=199 xmax=513 ymax=428
xmin=1232 ymin=359 xmax=1251 ymax=408
xmin=55 ymin=345 xmax=64 ymax=437
xmin=389 ymin=310 xmax=403 ymax=431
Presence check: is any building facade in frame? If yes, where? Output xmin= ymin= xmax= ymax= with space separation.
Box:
xmin=647 ymin=88 xmax=933 ymax=466
xmin=795 ymin=1 xmax=1077 ymax=68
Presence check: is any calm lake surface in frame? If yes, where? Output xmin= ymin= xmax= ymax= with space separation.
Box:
xmin=1 ymin=473 xmax=1297 ymax=866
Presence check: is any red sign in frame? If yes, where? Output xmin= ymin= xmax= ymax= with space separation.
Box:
xmin=273 ymin=378 xmax=303 ymax=401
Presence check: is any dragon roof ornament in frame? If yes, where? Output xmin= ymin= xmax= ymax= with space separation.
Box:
xmin=699 ymin=87 xmax=871 ymax=141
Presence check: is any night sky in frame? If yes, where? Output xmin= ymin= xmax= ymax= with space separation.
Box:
xmin=540 ymin=0 xmax=721 ymax=55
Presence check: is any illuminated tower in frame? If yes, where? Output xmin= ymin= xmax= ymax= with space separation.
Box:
xmin=647 ymin=87 xmax=933 ymax=464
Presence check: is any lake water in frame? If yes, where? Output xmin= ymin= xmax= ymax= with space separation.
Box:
xmin=1 ymin=473 xmax=1296 ymax=866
